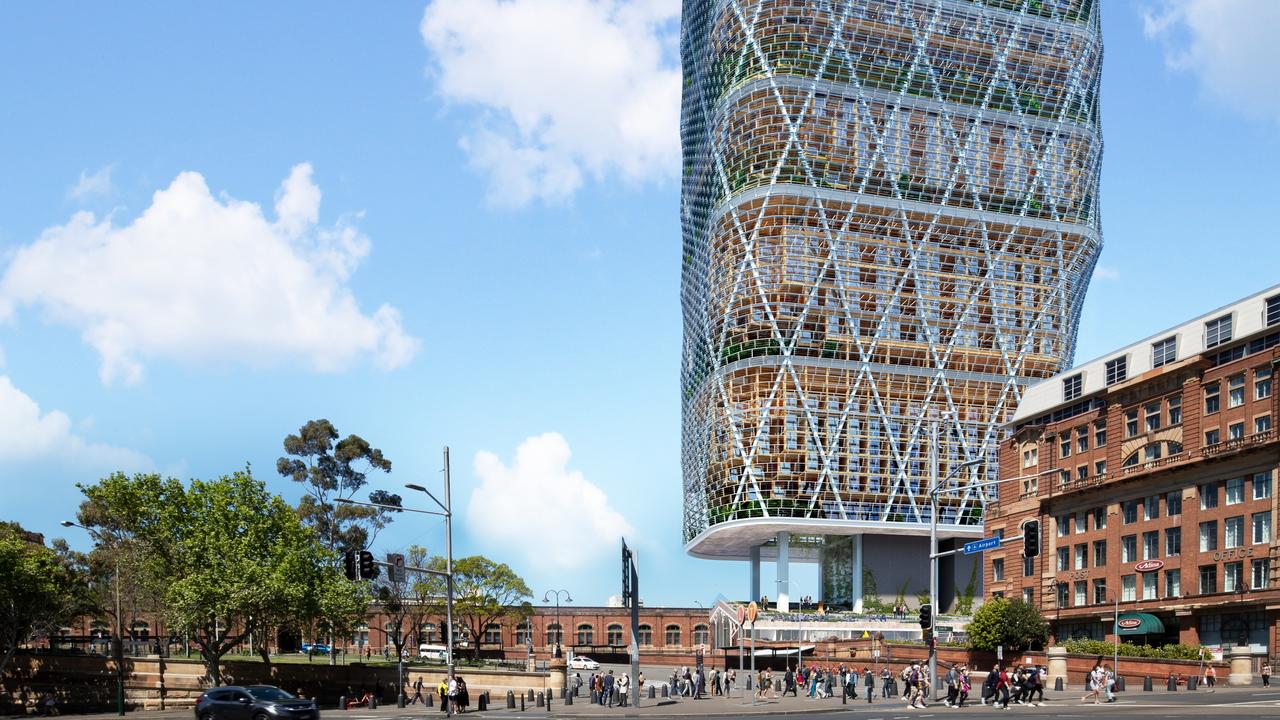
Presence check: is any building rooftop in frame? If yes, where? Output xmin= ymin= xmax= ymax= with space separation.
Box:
xmin=1010 ymin=283 xmax=1280 ymax=425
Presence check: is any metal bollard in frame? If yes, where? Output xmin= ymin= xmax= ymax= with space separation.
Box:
xmin=426 ymin=693 xmax=434 ymax=708
xmin=520 ymin=695 xmax=525 ymax=711
xmin=661 ymin=685 xmax=669 ymax=698
xmin=478 ymin=694 xmax=488 ymax=712
xmin=338 ymin=695 xmax=347 ymax=710
xmin=528 ymin=689 xmax=535 ymax=701
xmin=560 ymin=688 xmax=566 ymax=699
xmin=1116 ymin=676 xmax=1126 ymax=692
xmin=506 ymin=690 xmax=516 ymax=709
xmin=368 ymin=696 xmax=376 ymax=710
xmin=1143 ymin=676 xmax=1153 ymax=692
xmin=1054 ymin=677 xmax=1063 ymax=691
xmin=648 ymin=685 xmax=655 ymax=699
xmin=537 ymin=691 xmax=544 ymax=708
xmin=546 ymin=691 xmax=551 ymax=711
xmin=746 ymin=675 xmax=753 ymax=691
xmin=565 ymin=690 xmax=573 ymax=706
xmin=1188 ymin=675 xmax=1198 ymax=691
xmin=1167 ymin=675 xmax=1177 ymax=691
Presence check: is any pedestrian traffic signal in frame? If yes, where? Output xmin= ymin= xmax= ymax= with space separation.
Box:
xmin=344 ymin=550 xmax=359 ymax=580
xmin=918 ymin=603 xmax=932 ymax=631
xmin=359 ymin=550 xmax=376 ymax=580
xmin=1022 ymin=520 xmax=1040 ymax=558
xmin=387 ymin=552 xmax=405 ymax=583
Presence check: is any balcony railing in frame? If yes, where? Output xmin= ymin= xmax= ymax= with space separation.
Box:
xmin=1202 ymin=429 xmax=1277 ymax=459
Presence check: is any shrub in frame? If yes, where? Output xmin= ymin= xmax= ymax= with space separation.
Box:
xmin=1061 ymin=638 xmax=1208 ymax=661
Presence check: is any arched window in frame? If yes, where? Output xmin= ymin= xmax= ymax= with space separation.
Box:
xmin=576 ymin=623 xmax=594 ymax=646
xmin=545 ymin=623 xmax=563 ymax=647
xmin=692 ymin=624 xmax=710 ymax=646
xmin=665 ymin=624 xmax=682 ymax=646
xmin=483 ymin=623 xmax=502 ymax=644
xmin=514 ymin=621 xmax=533 ymax=646
xmin=419 ymin=623 xmax=437 ymax=644
xmin=606 ymin=624 xmax=624 ymax=646
xmin=637 ymin=624 xmax=653 ymax=646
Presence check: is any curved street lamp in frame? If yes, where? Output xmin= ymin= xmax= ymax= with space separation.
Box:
xmin=62 ymin=520 xmax=125 ymax=716
xmin=542 ymin=590 xmax=573 ymax=658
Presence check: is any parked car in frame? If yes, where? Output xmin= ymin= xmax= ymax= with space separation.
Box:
xmin=299 ymin=643 xmax=331 ymax=655
xmin=568 ymin=656 xmax=600 ymax=670
xmin=195 ymin=685 xmax=317 ymax=720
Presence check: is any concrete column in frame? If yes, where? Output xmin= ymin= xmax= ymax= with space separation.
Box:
xmin=749 ymin=545 xmax=761 ymax=601
xmin=851 ymin=535 xmax=864 ymax=614
xmin=1047 ymin=647 xmax=1068 ymax=689
xmin=1228 ymin=647 xmax=1253 ymax=686
xmin=777 ymin=532 xmax=791 ymax=612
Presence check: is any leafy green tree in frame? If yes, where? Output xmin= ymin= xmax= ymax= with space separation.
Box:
xmin=419 ymin=554 xmax=531 ymax=660
xmin=0 ymin=522 xmax=93 ymax=677
xmin=967 ymin=597 xmax=1048 ymax=652
xmin=276 ymin=419 xmax=399 ymax=553
xmin=77 ymin=470 xmax=363 ymax=684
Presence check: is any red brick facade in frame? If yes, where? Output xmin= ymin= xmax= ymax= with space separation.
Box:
xmin=987 ymin=327 xmax=1280 ymax=658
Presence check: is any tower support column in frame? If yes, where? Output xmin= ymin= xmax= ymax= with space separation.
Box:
xmin=749 ymin=545 xmax=761 ymax=601
xmin=776 ymin=531 xmax=790 ymax=612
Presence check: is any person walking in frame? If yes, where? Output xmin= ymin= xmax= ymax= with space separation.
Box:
xmin=1205 ymin=664 xmax=1217 ymax=692
xmin=1082 ymin=662 xmax=1103 ymax=704
xmin=455 ymin=677 xmax=469 ymax=714
xmin=785 ymin=666 xmax=796 ymax=696
xmin=881 ymin=666 xmax=891 ymax=698
xmin=409 ymin=676 xmax=425 ymax=705
xmin=618 ymin=673 xmax=630 ymax=708
xmin=1263 ymin=661 xmax=1272 ymax=687
xmin=956 ymin=666 xmax=970 ymax=709
xmin=944 ymin=664 xmax=959 ymax=707
xmin=603 ymin=671 xmax=616 ymax=707
xmin=864 ymin=667 xmax=874 ymax=704
xmin=436 ymin=679 xmax=449 ymax=714
xmin=1103 ymin=664 xmax=1116 ymax=703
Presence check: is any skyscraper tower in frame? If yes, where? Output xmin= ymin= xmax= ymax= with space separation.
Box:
xmin=679 ymin=0 xmax=1102 ymax=611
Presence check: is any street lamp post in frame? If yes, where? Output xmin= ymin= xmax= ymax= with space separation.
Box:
xmin=543 ymin=590 xmax=573 ymax=658
xmin=404 ymin=447 xmax=456 ymax=683
xmin=63 ymin=521 xmax=125 ymax=716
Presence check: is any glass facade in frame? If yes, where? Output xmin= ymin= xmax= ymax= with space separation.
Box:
xmin=679 ymin=0 xmax=1104 ymax=551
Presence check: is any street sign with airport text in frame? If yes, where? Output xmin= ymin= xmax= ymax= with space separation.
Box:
xmin=963 ymin=536 xmax=1001 ymax=555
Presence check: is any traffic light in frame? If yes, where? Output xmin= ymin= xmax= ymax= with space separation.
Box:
xmin=358 ymin=550 xmax=376 ymax=580
xmin=344 ymin=550 xmax=359 ymax=580
xmin=918 ymin=603 xmax=932 ymax=631
xmin=1022 ymin=520 xmax=1041 ymax=558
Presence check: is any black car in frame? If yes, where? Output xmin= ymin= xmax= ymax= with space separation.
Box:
xmin=194 ymin=685 xmax=317 ymax=720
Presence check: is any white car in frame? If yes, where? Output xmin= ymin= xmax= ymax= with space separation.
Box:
xmin=568 ymin=656 xmax=600 ymax=670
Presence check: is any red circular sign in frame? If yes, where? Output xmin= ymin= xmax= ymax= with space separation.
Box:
xmin=1118 ymin=618 xmax=1143 ymax=629
xmin=1135 ymin=560 xmax=1165 ymax=573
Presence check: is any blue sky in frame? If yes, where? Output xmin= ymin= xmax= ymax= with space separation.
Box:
xmin=0 ymin=0 xmax=1276 ymax=608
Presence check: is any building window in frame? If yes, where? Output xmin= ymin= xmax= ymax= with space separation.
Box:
xmin=483 ymin=623 xmax=502 ymax=644
xmin=1075 ymin=511 xmax=1088 ymax=533
xmin=1205 ymin=428 xmax=1221 ymax=445
xmin=1144 ymin=496 xmax=1160 ymax=521
xmin=1077 ymin=426 xmax=1089 ymax=453
xmin=1075 ymin=544 xmax=1087 ymax=570
xmin=1206 ymin=314 xmax=1233 ymax=348
xmin=1144 ymin=443 xmax=1162 ymax=462
xmin=1074 ymin=581 xmax=1087 ymax=607
xmin=1056 ymin=583 xmax=1069 ymax=608
xmin=1057 ymin=515 xmax=1070 ymax=537
xmin=1121 ymin=575 xmax=1136 ymax=602
xmin=1063 ymin=374 xmax=1083 ymax=402
xmin=1143 ymin=531 xmax=1159 ymax=561
xmin=1122 ymin=500 xmax=1138 ymax=524
xmin=1252 ymin=560 xmax=1269 ymax=590
xmin=1225 ymin=516 xmax=1244 ymax=548
xmin=1022 ymin=447 xmax=1038 ymax=468
xmin=1093 ymin=507 xmax=1107 ymax=529
xmin=1125 ymin=410 xmax=1139 ymax=438
xmin=546 ymin=624 xmax=563 ymax=646
xmin=693 ymin=624 xmax=709 ymax=646
xmin=1268 ymin=295 xmax=1280 ymax=327
xmin=1255 ymin=471 xmax=1273 ymax=500
xmin=1229 ymin=374 xmax=1246 ymax=408
xmin=1095 ymin=460 xmax=1107 ymax=476
xmin=1023 ymin=555 xmax=1034 ymax=577
xmin=1200 ymin=482 xmax=1219 ymax=509
xmin=1057 ymin=547 xmax=1069 ymax=572
xmin=1256 ymin=415 xmax=1272 ymax=434
xmin=514 ymin=621 xmax=532 ymax=646
xmin=1143 ymin=573 xmax=1158 ymax=600
xmin=1199 ymin=521 xmax=1218 ymax=552
xmin=1226 ymin=477 xmax=1245 ymax=504
xmin=1077 ymin=465 xmax=1088 ymax=481
xmin=1060 ymin=436 xmax=1071 ymax=458
xmin=607 ymin=624 xmax=624 ymax=646
xmin=1093 ymin=540 xmax=1107 ymax=567
xmin=1166 ymin=570 xmax=1181 ymax=598
xmin=1199 ymin=565 xmax=1217 ymax=595
xmin=664 ymin=624 xmax=681 ymax=646
xmin=1165 ymin=527 xmax=1181 ymax=556
xmin=992 ymin=558 xmax=1005 ymax=581
xmin=1167 ymin=491 xmax=1182 ymax=515
xmin=1121 ymin=535 xmax=1137 ymax=563
xmin=1258 ymin=367 xmax=1273 ymax=400
xmin=637 ymin=624 xmax=653 ymax=646
xmin=1229 ymin=422 xmax=1245 ymax=441
xmin=1145 ymin=402 xmax=1162 ymax=432
xmin=1253 ymin=512 xmax=1271 ymax=544
xmin=1105 ymin=356 xmax=1128 ymax=385
xmin=1022 ymin=588 xmax=1034 ymax=604
xmin=1166 ymin=398 xmax=1182 ymax=427
xmin=576 ymin=624 xmax=594 ymax=646
xmin=1152 ymin=336 xmax=1177 ymax=367
xmin=1095 ymin=421 xmax=1107 ymax=446
xmin=1093 ymin=579 xmax=1107 ymax=604
xmin=1224 ymin=562 xmax=1244 ymax=593
xmin=1204 ymin=382 xmax=1220 ymax=415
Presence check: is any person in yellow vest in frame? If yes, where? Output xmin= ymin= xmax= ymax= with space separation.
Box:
xmin=437 ymin=678 xmax=449 ymax=713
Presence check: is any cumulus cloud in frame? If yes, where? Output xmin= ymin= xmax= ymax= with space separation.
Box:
xmin=0 ymin=163 xmax=419 ymax=384
xmin=1093 ymin=265 xmax=1120 ymax=282
xmin=1142 ymin=0 xmax=1280 ymax=122
xmin=68 ymin=165 xmax=115 ymax=202
xmin=467 ymin=432 xmax=635 ymax=570
xmin=0 ymin=375 xmax=150 ymax=469
xmin=421 ymin=0 xmax=681 ymax=206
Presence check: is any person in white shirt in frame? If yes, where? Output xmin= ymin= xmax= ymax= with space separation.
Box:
xmin=618 ymin=673 xmax=630 ymax=707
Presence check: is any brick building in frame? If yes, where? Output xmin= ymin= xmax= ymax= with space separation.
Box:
xmin=986 ymin=286 xmax=1280 ymax=658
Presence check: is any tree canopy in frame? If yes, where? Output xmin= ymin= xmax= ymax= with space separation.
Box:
xmin=967 ymin=597 xmax=1049 ymax=653
xmin=416 ymin=554 xmax=532 ymax=660
xmin=0 ymin=522 xmax=93 ymax=678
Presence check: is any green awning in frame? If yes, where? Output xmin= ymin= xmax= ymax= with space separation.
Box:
xmin=1117 ymin=612 xmax=1165 ymax=635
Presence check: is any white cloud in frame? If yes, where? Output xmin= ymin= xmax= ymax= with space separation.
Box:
xmin=1093 ymin=265 xmax=1120 ymax=282
xmin=0 ymin=375 xmax=150 ymax=469
xmin=1142 ymin=0 xmax=1280 ymax=122
xmin=68 ymin=165 xmax=115 ymax=201
xmin=467 ymin=432 xmax=635 ymax=570
xmin=0 ymin=163 xmax=419 ymax=384
xmin=421 ymin=0 xmax=681 ymax=206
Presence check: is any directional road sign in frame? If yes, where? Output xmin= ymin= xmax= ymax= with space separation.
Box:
xmin=962 ymin=536 xmax=1001 ymax=555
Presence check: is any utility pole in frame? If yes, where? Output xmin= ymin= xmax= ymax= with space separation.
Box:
xmin=443 ymin=447 xmax=455 ymax=681
xmin=928 ymin=417 xmax=939 ymax=699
